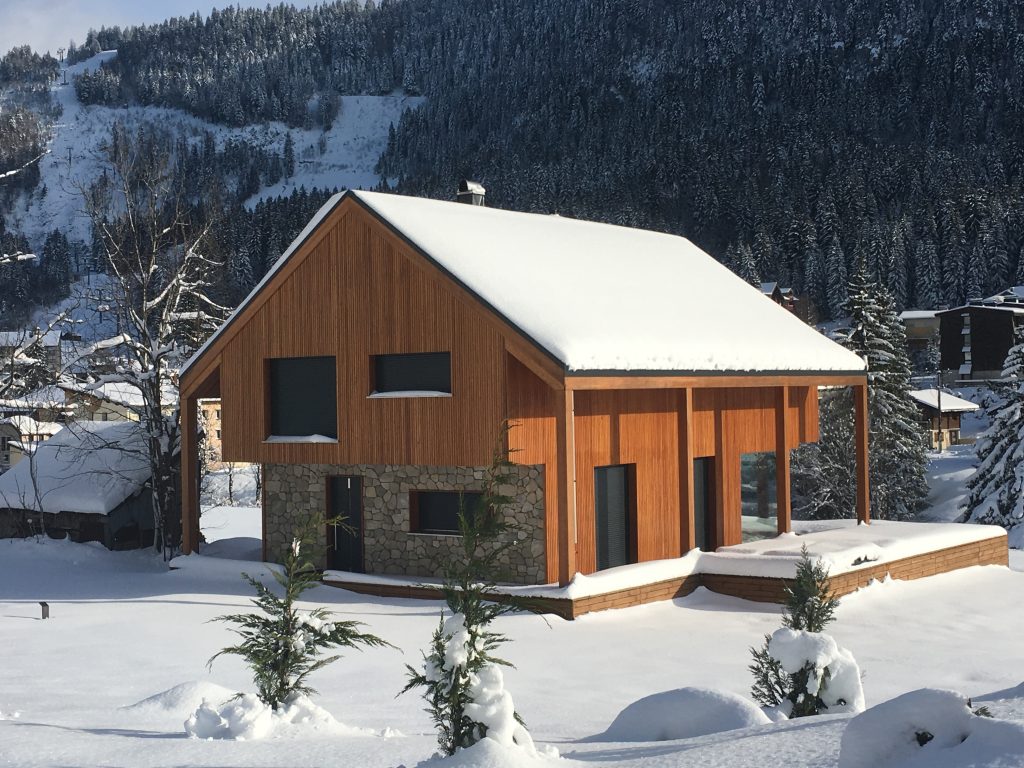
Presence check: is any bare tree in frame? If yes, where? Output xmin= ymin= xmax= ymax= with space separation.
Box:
xmin=82 ymin=122 xmax=228 ymax=556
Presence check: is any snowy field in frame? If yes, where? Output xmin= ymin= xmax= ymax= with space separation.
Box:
xmin=2 ymin=520 xmax=1024 ymax=766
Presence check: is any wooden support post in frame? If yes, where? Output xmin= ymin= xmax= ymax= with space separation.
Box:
xmin=678 ymin=388 xmax=695 ymax=553
xmin=555 ymin=388 xmax=577 ymax=585
xmin=776 ymin=386 xmax=792 ymax=534
xmin=181 ymin=394 xmax=200 ymax=553
xmin=854 ymin=382 xmax=871 ymax=524
xmin=713 ymin=406 xmax=728 ymax=548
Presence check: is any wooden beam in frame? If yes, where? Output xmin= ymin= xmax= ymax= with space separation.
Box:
xmin=180 ymin=394 xmax=201 ymax=554
xmin=678 ymin=388 xmax=695 ymax=553
xmin=555 ymin=388 xmax=577 ymax=585
xmin=565 ymin=373 xmax=867 ymax=391
xmin=713 ymin=407 xmax=727 ymax=549
xmin=505 ymin=340 xmax=564 ymax=391
xmin=854 ymin=383 xmax=871 ymax=524
xmin=776 ymin=386 xmax=792 ymax=534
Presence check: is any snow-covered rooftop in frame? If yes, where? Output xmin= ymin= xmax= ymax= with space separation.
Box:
xmin=908 ymin=389 xmax=980 ymax=414
xmin=899 ymin=310 xmax=939 ymax=321
xmin=4 ymin=414 xmax=64 ymax=438
xmin=186 ymin=191 xmax=866 ymax=375
xmin=0 ymin=421 xmax=150 ymax=515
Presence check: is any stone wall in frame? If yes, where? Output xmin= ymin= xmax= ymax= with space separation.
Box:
xmin=263 ymin=462 xmax=547 ymax=584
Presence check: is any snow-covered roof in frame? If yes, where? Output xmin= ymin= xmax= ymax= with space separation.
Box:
xmin=0 ymin=330 xmax=61 ymax=348
xmin=5 ymin=414 xmax=63 ymax=438
xmin=0 ymin=385 xmax=71 ymax=411
xmin=0 ymin=421 xmax=150 ymax=515
xmin=899 ymin=310 xmax=939 ymax=321
xmin=908 ymin=389 xmax=980 ymax=414
xmin=186 ymin=191 xmax=866 ymax=376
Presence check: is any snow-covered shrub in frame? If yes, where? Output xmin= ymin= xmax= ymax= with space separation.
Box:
xmin=184 ymin=692 xmax=358 ymax=740
xmin=750 ymin=546 xmax=844 ymax=715
xmin=838 ymin=688 xmax=1024 ymax=768
xmin=404 ymin=425 xmax=540 ymax=757
xmin=599 ymin=687 xmax=770 ymax=742
xmin=768 ymin=627 xmax=864 ymax=717
xmin=209 ymin=513 xmax=388 ymax=710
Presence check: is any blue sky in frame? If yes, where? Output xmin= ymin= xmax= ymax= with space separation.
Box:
xmin=0 ymin=1 xmax=317 ymax=57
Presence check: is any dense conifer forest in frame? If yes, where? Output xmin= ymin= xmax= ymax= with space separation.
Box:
xmin=5 ymin=0 xmax=1024 ymax=321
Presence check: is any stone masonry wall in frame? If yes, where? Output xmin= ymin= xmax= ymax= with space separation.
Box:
xmin=263 ymin=463 xmax=546 ymax=584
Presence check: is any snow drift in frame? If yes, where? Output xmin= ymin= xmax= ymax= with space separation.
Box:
xmin=839 ymin=688 xmax=1024 ymax=768
xmin=184 ymin=692 xmax=373 ymax=741
xmin=595 ymin=687 xmax=770 ymax=742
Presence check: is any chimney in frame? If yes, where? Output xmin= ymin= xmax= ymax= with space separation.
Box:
xmin=457 ymin=179 xmax=486 ymax=206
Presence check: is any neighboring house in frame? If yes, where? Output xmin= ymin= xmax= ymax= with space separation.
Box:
xmin=5 ymin=414 xmax=63 ymax=461
xmin=908 ymin=389 xmax=980 ymax=450
xmin=760 ymin=282 xmax=798 ymax=313
xmin=0 ymin=384 xmax=74 ymax=422
xmin=0 ymin=419 xmax=19 ymax=470
xmin=61 ymin=382 xmax=144 ymax=422
xmin=899 ymin=309 xmax=940 ymax=371
xmin=199 ymin=399 xmax=227 ymax=470
xmin=0 ymin=328 xmax=63 ymax=375
xmin=0 ymin=420 xmax=155 ymax=549
xmin=178 ymin=189 xmax=870 ymax=587
xmin=937 ymin=287 xmax=1024 ymax=380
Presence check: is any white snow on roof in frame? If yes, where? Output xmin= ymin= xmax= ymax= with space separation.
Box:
xmin=0 ymin=421 xmax=150 ymax=515
xmin=185 ymin=191 xmax=866 ymax=375
xmin=899 ymin=310 xmax=938 ymax=320
xmin=5 ymin=415 xmax=63 ymax=438
xmin=0 ymin=330 xmax=61 ymax=348
xmin=355 ymin=191 xmax=864 ymax=372
xmin=908 ymin=389 xmax=980 ymax=413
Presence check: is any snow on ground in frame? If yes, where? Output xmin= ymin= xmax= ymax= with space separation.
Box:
xmin=2 ymin=535 xmax=1024 ymax=767
xmin=198 ymin=504 xmax=262 ymax=561
xmin=918 ymin=443 xmax=978 ymax=523
xmin=5 ymin=51 xmax=423 ymax=250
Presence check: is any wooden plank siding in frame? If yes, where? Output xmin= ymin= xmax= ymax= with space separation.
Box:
xmin=217 ymin=206 xmax=508 ymax=468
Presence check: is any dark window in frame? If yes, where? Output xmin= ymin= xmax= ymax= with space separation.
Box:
xmin=372 ymin=352 xmax=451 ymax=395
xmin=410 ymin=490 xmax=483 ymax=534
xmin=595 ymin=464 xmax=636 ymax=570
xmin=268 ymin=356 xmax=337 ymax=439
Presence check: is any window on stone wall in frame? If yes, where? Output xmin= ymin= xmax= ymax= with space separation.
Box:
xmin=409 ymin=490 xmax=483 ymax=534
xmin=266 ymin=356 xmax=338 ymax=441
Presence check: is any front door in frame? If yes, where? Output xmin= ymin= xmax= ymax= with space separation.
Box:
xmin=595 ymin=464 xmax=635 ymax=570
xmin=693 ymin=457 xmax=715 ymax=551
xmin=327 ymin=476 xmax=363 ymax=572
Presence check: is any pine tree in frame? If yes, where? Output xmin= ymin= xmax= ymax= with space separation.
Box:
xmin=210 ymin=512 xmax=389 ymax=710
xmin=962 ymin=329 xmax=1024 ymax=533
xmin=793 ymin=265 xmax=929 ymax=521
xmin=403 ymin=426 xmax=538 ymax=756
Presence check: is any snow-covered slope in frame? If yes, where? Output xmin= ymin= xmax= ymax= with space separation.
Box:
xmin=5 ymin=51 xmax=423 ymax=250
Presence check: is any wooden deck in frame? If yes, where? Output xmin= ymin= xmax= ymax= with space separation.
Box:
xmin=323 ymin=531 xmax=1008 ymax=621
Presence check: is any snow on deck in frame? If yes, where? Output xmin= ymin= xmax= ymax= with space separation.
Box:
xmin=313 ymin=520 xmax=1006 ymax=601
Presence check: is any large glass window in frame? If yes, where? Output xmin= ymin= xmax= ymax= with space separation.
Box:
xmin=371 ymin=352 xmax=451 ymax=396
xmin=741 ymin=451 xmax=777 ymax=542
xmin=267 ymin=356 xmax=337 ymax=440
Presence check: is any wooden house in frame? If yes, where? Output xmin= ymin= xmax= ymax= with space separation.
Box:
xmin=179 ymin=190 xmax=872 ymax=588
xmin=938 ymin=288 xmax=1024 ymax=380
xmin=908 ymin=389 xmax=979 ymax=449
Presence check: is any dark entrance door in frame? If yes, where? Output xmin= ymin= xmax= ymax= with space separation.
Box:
xmin=595 ymin=464 xmax=635 ymax=571
xmin=693 ymin=458 xmax=715 ymax=551
xmin=327 ymin=476 xmax=363 ymax=572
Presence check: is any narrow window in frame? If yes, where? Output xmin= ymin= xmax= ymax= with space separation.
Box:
xmin=740 ymin=451 xmax=777 ymax=542
xmin=410 ymin=490 xmax=482 ymax=534
xmin=267 ymin=356 xmax=337 ymax=440
xmin=370 ymin=352 xmax=451 ymax=397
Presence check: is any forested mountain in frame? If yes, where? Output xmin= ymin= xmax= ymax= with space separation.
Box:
xmin=5 ymin=0 xmax=1024 ymax=323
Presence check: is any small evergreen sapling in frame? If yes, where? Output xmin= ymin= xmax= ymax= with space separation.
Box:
xmin=403 ymin=425 xmax=537 ymax=756
xmin=210 ymin=513 xmax=388 ymax=710
xmin=749 ymin=545 xmax=842 ymax=716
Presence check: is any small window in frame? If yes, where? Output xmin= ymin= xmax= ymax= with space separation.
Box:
xmin=267 ymin=356 xmax=337 ymax=440
xmin=215 ymin=429 xmax=222 ymax=439
xmin=371 ymin=352 xmax=451 ymax=397
xmin=410 ymin=490 xmax=483 ymax=534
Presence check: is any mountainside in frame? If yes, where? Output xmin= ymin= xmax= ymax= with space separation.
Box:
xmin=2 ymin=0 xmax=1023 ymax=327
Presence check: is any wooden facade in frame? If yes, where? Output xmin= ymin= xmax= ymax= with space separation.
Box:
xmin=180 ymin=192 xmax=871 ymax=586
